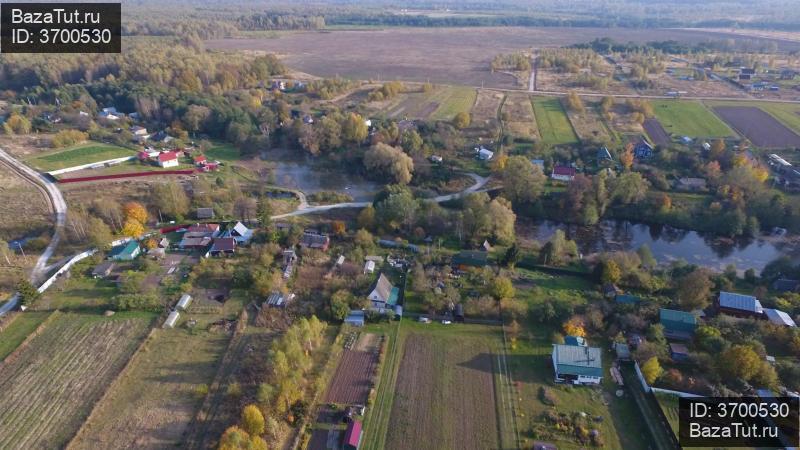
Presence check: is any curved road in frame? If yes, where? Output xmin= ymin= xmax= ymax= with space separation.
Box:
xmin=0 ymin=148 xmax=67 ymax=316
xmin=271 ymin=172 xmax=489 ymax=219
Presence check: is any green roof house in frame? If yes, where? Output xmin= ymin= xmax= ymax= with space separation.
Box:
xmin=108 ymin=241 xmax=141 ymax=261
xmin=551 ymin=344 xmax=603 ymax=385
xmin=368 ymin=274 xmax=399 ymax=313
xmin=659 ymin=308 xmax=697 ymax=340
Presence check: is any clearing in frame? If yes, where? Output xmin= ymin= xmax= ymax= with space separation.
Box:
xmin=470 ymin=90 xmax=504 ymax=130
xmin=501 ymin=92 xmax=538 ymax=139
xmin=713 ymin=106 xmax=800 ymax=148
xmin=68 ymin=326 xmax=231 ymax=450
xmin=649 ymin=100 xmax=733 ymax=138
xmin=366 ymin=321 xmax=512 ymax=450
xmin=532 ymin=97 xmax=579 ymax=146
xmin=0 ymin=312 xmax=153 ymax=450
xmin=25 ymin=142 xmax=136 ymax=171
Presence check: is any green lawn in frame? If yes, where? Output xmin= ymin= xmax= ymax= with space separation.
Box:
xmin=38 ymin=276 xmax=119 ymax=312
xmin=430 ymin=86 xmax=478 ymax=120
xmin=532 ymin=97 xmax=579 ymax=146
xmin=0 ymin=311 xmax=52 ymax=360
xmin=205 ymin=143 xmax=241 ymax=162
xmin=650 ymin=100 xmax=734 ymax=138
xmin=27 ymin=142 xmax=136 ymax=171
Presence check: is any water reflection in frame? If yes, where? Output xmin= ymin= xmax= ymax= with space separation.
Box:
xmin=518 ymin=219 xmax=799 ymax=273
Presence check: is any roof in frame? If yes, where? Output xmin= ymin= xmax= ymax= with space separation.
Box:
xmin=615 ymin=294 xmax=640 ymax=304
xmin=193 ymin=155 xmax=207 ymax=164
xmin=564 ymin=335 xmax=587 ymax=346
xmin=180 ymin=237 xmax=212 ymax=248
xmin=301 ymin=232 xmax=329 ymax=249
xmin=552 ymin=166 xmax=576 ymax=177
xmin=764 ymin=308 xmax=797 ymax=327
xmin=614 ymin=342 xmax=631 ymax=359
xmin=552 ymin=344 xmax=603 ymax=378
xmin=164 ymin=310 xmax=180 ymax=328
xmin=531 ymin=159 xmax=545 ymax=167
xmin=364 ymin=260 xmax=375 ymax=271
xmin=210 ymin=237 xmax=236 ymax=253
xmin=92 ymin=261 xmax=115 ymax=276
xmin=177 ymin=294 xmax=192 ymax=310
xmin=452 ymin=250 xmax=488 ymax=267
xmin=109 ymin=241 xmax=139 ymax=258
xmin=678 ymin=177 xmax=707 ymax=188
xmin=659 ymin=308 xmax=697 ymax=333
xmin=719 ymin=291 xmax=763 ymax=314
xmin=186 ymin=223 xmax=219 ymax=233
xmin=266 ymin=291 xmax=295 ymax=307
xmin=370 ymin=274 xmax=395 ymax=303
xmin=772 ymin=278 xmax=799 ymax=292
xmin=231 ymin=222 xmax=250 ymax=237
xmin=597 ymin=147 xmax=613 ymax=160
xmin=344 ymin=420 xmax=362 ymax=448
xmin=669 ymin=343 xmax=690 ymax=355
xmin=157 ymin=151 xmax=180 ymax=162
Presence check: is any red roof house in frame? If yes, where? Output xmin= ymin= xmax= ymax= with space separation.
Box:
xmin=551 ymin=165 xmax=576 ymax=182
xmin=343 ymin=420 xmax=362 ymax=450
xmin=193 ymin=155 xmax=207 ymax=165
xmin=157 ymin=150 xmax=181 ymax=168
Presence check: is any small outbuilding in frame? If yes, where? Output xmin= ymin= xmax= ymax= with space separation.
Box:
xmin=452 ymin=250 xmax=488 ymax=270
xmin=364 ymin=260 xmax=376 ymax=274
xmin=660 ymin=308 xmax=697 ymax=340
xmin=669 ymin=343 xmax=690 ymax=362
xmin=92 ymin=261 xmax=115 ymax=279
xmin=164 ymin=310 xmax=180 ymax=328
xmin=344 ymin=310 xmax=365 ymax=327
xmin=176 ymin=294 xmax=192 ymax=311
xmin=266 ymin=292 xmax=296 ymax=308
xmin=108 ymin=241 xmax=141 ymax=261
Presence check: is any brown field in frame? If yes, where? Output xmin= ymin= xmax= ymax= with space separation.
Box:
xmin=0 ymin=313 xmax=152 ymax=450
xmin=205 ymin=28 xmax=770 ymax=88
xmin=714 ymin=106 xmax=800 ymax=148
xmin=0 ymin=162 xmax=52 ymax=241
xmin=385 ymin=332 xmax=500 ymax=450
xmin=643 ymin=118 xmax=671 ymax=145
xmin=471 ymin=90 xmax=504 ymax=129
xmin=68 ymin=327 xmax=230 ymax=450
xmin=501 ymin=93 xmax=538 ymax=139
xmin=325 ymin=333 xmax=380 ymax=405
xmin=566 ymin=103 xmax=614 ymax=143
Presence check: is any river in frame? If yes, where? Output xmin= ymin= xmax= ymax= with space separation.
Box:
xmin=517 ymin=219 xmax=800 ymax=274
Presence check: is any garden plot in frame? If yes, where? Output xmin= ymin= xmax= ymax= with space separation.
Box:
xmin=501 ymin=93 xmax=538 ymax=139
xmin=714 ymin=106 xmax=800 ymax=148
xmin=0 ymin=312 xmax=152 ymax=450
xmin=325 ymin=332 xmax=381 ymax=405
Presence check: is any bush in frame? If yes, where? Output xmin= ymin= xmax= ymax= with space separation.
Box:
xmin=539 ymin=386 xmax=558 ymax=406
xmin=51 ymin=129 xmax=89 ymax=148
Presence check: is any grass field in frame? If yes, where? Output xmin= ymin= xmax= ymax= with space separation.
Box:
xmin=650 ymin=100 xmax=734 ymax=138
xmin=532 ymin=97 xmax=580 ymax=146
xmin=509 ymin=269 xmax=648 ymax=450
xmin=0 ymin=312 xmax=154 ymax=450
xmin=364 ymin=321 xmax=513 ymax=450
xmin=68 ymin=327 xmax=230 ymax=450
xmin=205 ymin=143 xmax=241 ymax=163
xmin=0 ymin=311 xmax=52 ymax=361
xmin=37 ymin=276 xmax=119 ymax=312
xmin=430 ymin=86 xmax=478 ymax=120
xmin=26 ymin=142 xmax=136 ymax=171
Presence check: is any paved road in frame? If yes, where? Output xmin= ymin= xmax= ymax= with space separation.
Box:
xmin=271 ymin=173 xmax=489 ymax=219
xmin=0 ymin=148 xmax=67 ymax=316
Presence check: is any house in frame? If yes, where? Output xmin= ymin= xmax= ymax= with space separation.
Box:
xmin=108 ymin=241 xmax=141 ymax=261
xmin=614 ymin=342 xmax=631 ymax=360
xmin=718 ymin=291 xmax=763 ymax=318
xmin=179 ymin=236 xmax=212 ymax=250
xmin=602 ymin=283 xmax=621 ymax=299
xmin=130 ymin=126 xmax=148 ymax=136
xmin=551 ymin=344 xmax=603 ymax=385
xmin=615 ymin=294 xmax=641 ymax=305
xmin=476 ymin=147 xmax=494 ymax=160
xmin=764 ymin=308 xmax=797 ymax=327
xmin=740 ymin=67 xmax=756 ymax=76
xmin=367 ymin=274 xmax=399 ymax=311
xmin=164 ymin=310 xmax=180 ymax=328
xmin=91 ymin=261 xmax=115 ymax=279
xmin=564 ymin=335 xmax=587 ymax=346
xmin=551 ymin=165 xmax=576 ymax=182
xmin=597 ymin=147 xmax=613 ymax=163
xmin=633 ymin=141 xmax=654 ymax=159
xmin=266 ymin=291 xmax=295 ymax=308
xmin=157 ymin=150 xmax=180 ymax=168
xmin=224 ymin=221 xmax=253 ymax=245
xmin=669 ymin=343 xmax=690 ymax=362
xmin=176 ymin=294 xmax=192 ymax=311
xmin=343 ymin=420 xmax=363 ymax=450
xmin=344 ymin=310 xmax=365 ymax=327
xmin=660 ymin=308 xmax=697 ymax=340
xmin=149 ymin=247 xmax=166 ymax=259
xmin=452 ymin=250 xmax=488 ymax=270
xmin=772 ymin=278 xmax=799 ymax=293
xmin=195 ymin=208 xmax=215 ymax=220
xmin=208 ymin=237 xmax=236 ymax=257
xmin=676 ymin=177 xmax=707 ymax=191
xmin=364 ymin=260 xmax=375 ymax=274
xmin=150 ymin=130 xmax=173 ymax=143
xmin=300 ymin=232 xmax=330 ymax=251
xmin=98 ymin=107 xmax=121 ymax=120
xmin=193 ymin=155 xmax=207 ymax=166
xmin=186 ymin=223 xmax=220 ymax=236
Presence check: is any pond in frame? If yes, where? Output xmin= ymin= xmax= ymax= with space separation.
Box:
xmin=270 ymin=160 xmax=379 ymax=202
xmin=517 ymin=219 xmax=800 ymax=274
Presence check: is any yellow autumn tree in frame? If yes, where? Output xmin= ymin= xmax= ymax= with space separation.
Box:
xmin=641 ymin=356 xmax=663 ymax=384
xmin=620 ymin=142 xmax=634 ymax=171
xmin=122 ymin=218 xmax=145 ymax=237
xmin=563 ymin=317 xmax=586 ymax=337
xmin=123 ymin=201 xmax=148 ymax=225
xmin=241 ymin=404 xmax=265 ymax=437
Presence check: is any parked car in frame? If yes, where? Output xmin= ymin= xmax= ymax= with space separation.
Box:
xmin=441 ymin=320 xmax=452 ymax=325
xmin=419 ymin=317 xmax=431 ymax=323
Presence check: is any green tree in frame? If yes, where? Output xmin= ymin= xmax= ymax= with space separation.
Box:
xmin=354 ymin=228 xmax=374 ymax=248
xmin=342 ymin=112 xmax=368 ymax=143
xmin=676 ymin=269 xmax=713 ymax=310
xmin=17 ymin=279 xmax=40 ymax=307
xmin=718 ymin=345 xmax=762 ymax=381
xmin=611 ymin=172 xmax=649 ymax=205
xmin=502 ymin=156 xmax=546 ymax=205
xmin=330 ymin=290 xmax=352 ymax=321
xmin=453 ymin=111 xmax=471 ymax=129
xmin=637 ymin=244 xmax=656 ymax=269
xmin=400 ymin=130 xmax=423 ymax=154
xmin=241 ymin=404 xmax=265 ymax=436
xmin=87 ymin=217 xmax=113 ymax=249
xmin=601 ymin=260 xmax=622 ymax=284
xmin=357 ymin=206 xmax=376 ymax=230
xmin=488 ymin=198 xmax=516 ymax=245
xmin=490 ymin=276 xmax=515 ymax=301
xmin=364 ymin=143 xmax=414 ymax=185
